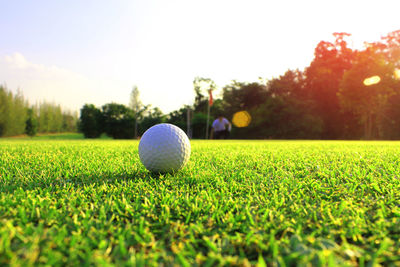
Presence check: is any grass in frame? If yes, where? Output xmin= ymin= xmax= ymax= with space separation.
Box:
xmin=4 ymin=132 xmax=84 ymax=140
xmin=6 ymin=132 xmax=111 ymax=140
xmin=0 ymin=139 xmax=400 ymax=266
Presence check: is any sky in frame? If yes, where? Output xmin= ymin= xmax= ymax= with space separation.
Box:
xmin=1 ymin=0 xmax=399 ymax=113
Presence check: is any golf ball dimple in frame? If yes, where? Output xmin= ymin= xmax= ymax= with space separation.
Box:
xmin=138 ymin=123 xmax=191 ymax=173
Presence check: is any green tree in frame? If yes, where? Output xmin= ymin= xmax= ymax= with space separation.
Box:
xmin=232 ymin=70 xmax=322 ymax=139
xmin=193 ymin=77 xmax=217 ymax=113
xmin=102 ymin=103 xmax=135 ymax=139
xmin=167 ymin=106 xmax=190 ymax=133
xmin=219 ymin=80 xmax=269 ymax=139
xmin=79 ymin=104 xmax=103 ymax=138
xmin=37 ymin=102 xmax=62 ymax=133
xmin=62 ymin=111 xmax=78 ymax=132
xmin=0 ymin=86 xmax=8 ymax=136
xmin=338 ymin=46 xmax=398 ymax=139
xmin=0 ymin=85 xmax=28 ymax=137
xmin=138 ymin=107 xmax=166 ymax=136
xmin=250 ymin=96 xmax=322 ymax=139
xmin=191 ymin=112 xmax=208 ymax=139
xmin=9 ymin=90 xmax=28 ymax=136
xmin=25 ymin=108 xmax=38 ymax=137
xmin=0 ymin=85 xmax=76 ymax=137
xmin=222 ymin=80 xmax=269 ymax=117
xmin=129 ymin=86 xmax=144 ymax=138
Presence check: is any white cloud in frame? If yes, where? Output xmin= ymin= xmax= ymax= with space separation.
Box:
xmin=0 ymin=52 xmax=103 ymax=111
xmin=5 ymin=53 xmax=31 ymax=69
xmin=0 ymin=52 xmax=183 ymax=113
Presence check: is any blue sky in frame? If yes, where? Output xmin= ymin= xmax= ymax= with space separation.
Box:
xmin=1 ymin=0 xmax=399 ymax=113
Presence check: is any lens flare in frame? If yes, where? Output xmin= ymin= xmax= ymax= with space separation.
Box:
xmin=363 ymin=76 xmax=381 ymax=86
xmin=394 ymin=69 xmax=400 ymax=80
xmin=232 ymin=111 xmax=251 ymax=128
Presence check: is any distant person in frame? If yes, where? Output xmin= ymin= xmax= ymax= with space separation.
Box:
xmin=210 ymin=115 xmax=231 ymax=139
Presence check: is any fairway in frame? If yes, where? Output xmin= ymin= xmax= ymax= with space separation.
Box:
xmin=1 ymin=140 xmax=400 ymax=266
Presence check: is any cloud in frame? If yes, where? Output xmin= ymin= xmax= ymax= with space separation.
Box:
xmin=5 ymin=52 xmax=31 ymax=69
xmin=0 ymin=52 xmax=98 ymax=111
xmin=0 ymin=52 xmax=188 ymax=114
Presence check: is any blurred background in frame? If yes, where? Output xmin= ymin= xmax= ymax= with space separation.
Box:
xmin=1 ymin=0 xmax=399 ymax=139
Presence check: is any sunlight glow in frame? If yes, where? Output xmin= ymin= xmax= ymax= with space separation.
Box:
xmin=394 ymin=69 xmax=400 ymax=80
xmin=363 ymin=76 xmax=381 ymax=86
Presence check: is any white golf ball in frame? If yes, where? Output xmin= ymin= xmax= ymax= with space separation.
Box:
xmin=138 ymin=123 xmax=191 ymax=173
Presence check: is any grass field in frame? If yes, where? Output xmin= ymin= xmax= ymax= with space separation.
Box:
xmin=0 ymin=139 xmax=400 ymax=266
xmin=6 ymin=132 xmax=108 ymax=140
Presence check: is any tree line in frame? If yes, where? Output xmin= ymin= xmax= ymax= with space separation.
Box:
xmin=79 ymin=103 xmax=175 ymax=139
xmin=79 ymin=30 xmax=400 ymax=140
xmin=0 ymin=85 xmax=78 ymax=137
xmin=3 ymin=30 xmax=398 ymax=140
xmin=193 ymin=31 xmax=400 ymax=140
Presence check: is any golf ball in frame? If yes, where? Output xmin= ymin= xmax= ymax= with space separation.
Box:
xmin=138 ymin=123 xmax=191 ymax=173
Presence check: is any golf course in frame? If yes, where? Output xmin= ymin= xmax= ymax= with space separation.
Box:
xmin=3 ymin=0 xmax=400 ymax=266
xmin=1 ymin=137 xmax=399 ymax=266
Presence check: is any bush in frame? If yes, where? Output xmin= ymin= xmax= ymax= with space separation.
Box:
xmin=79 ymin=104 xmax=103 ymax=138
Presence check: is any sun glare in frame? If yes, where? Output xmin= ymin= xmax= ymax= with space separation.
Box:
xmin=394 ymin=69 xmax=400 ymax=80
xmin=363 ymin=76 xmax=381 ymax=86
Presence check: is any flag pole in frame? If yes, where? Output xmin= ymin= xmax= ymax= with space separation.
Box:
xmin=205 ymin=99 xmax=210 ymax=139
xmin=205 ymin=88 xmax=213 ymax=139
xmin=187 ymin=106 xmax=191 ymax=139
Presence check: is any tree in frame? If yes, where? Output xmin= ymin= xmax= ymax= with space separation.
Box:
xmin=0 ymin=85 xmax=8 ymax=136
xmin=138 ymin=107 xmax=166 ymax=136
xmin=102 ymin=103 xmax=135 ymax=139
xmin=167 ymin=106 xmax=189 ymax=132
xmin=62 ymin=111 xmax=78 ymax=132
xmin=0 ymin=85 xmax=28 ymax=137
xmin=304 ymin=32 xmax=355 ymax=139
xmin=8 ymin=90 xmax=28 ymax=136
xmin=129 ymin=86 xmax=143 ymax=138
xmin=250 ymin=95 xmax=322 ymax=139
xmin=79 ymin=104 xmax=103 ymax=138
xmin=36 ymin=102 xmax=64 ymax=133
xmin=338 ymin=46 xmax=398 ymax=139
xmin=231 ymin=70 xmax=322 ymax=139
xmin=0 ymin=85 xmax=76 ymax=137
xmin=193 ymin=77 xmax=217 ymax=113
xmin=25 ymin=108 xmax=38 ymax=137
xmin=192 ymin=77 xmax=218 ymax=139
xmin=222 ymin=80 xmax=269 ymax=117
xmin=191 ymin=112 xmax=208 ymax=139
xmin=379 ymin=30 xmax=400 ymax=68
xmin=380 ymin=84 xmax=400 ymax=139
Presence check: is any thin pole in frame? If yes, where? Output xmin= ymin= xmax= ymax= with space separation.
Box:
xmin=187 ymin=107 xmax=191 ymax=139
xmin=205 ymin=100 xmax=210 ymax=139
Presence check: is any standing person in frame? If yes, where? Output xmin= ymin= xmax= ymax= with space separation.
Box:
xmin=210 ymin=115 xmax=231 ymax=139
